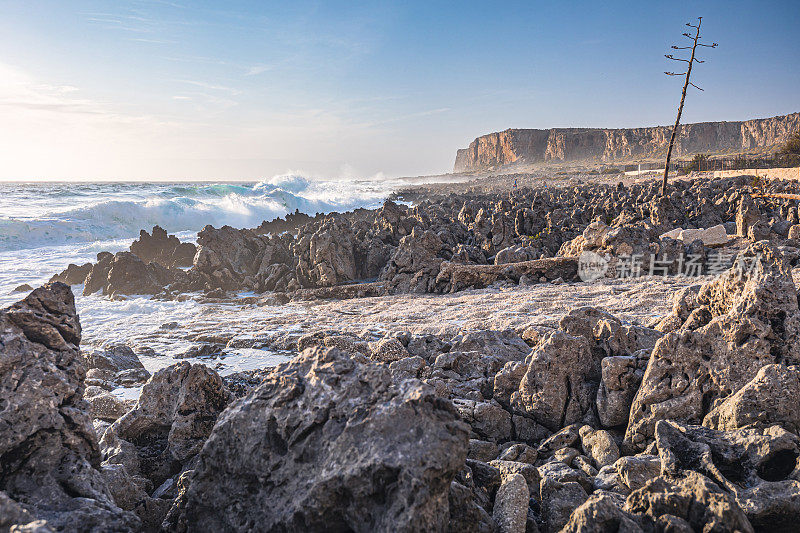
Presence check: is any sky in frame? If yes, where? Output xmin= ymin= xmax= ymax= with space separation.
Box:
xmin=0 ymin=0 xmax=798 ymax=181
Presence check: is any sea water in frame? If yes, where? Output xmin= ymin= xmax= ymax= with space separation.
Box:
xmin=0 ymin=174 xmax=410 ymax=384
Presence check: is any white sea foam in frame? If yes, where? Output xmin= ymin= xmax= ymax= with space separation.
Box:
xmin=0 ymin=173 xmax=411 ymax=394
xmin=0 ymin=174 xmax=401 ymax=253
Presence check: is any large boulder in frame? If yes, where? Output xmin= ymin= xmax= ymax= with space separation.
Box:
xmin=511 ymin=330 xmax=600 ymax=432
xmin=193 ymin=224 xmax=264 ymax=289
xmin=0 ymin=283 xmax=139 ymax=531
xmin=651 ymin=420 xmax=800 ymax=531
xmin=100 ymin=362 xmax=232 ymax=488
xmin=49 ymin=261 xmax=93 ymax=285
xmin=626 ymin=471 xmax=754 ymax=533
xmin=382 ymin=227 xmax=446 ymax=293
xmin=626 ymin=243 xmax=800 ymax=449
xmin=703 ymin=363 xmax=800 ymax=434
xmin=169 ymin=347 xmax=470 ymax=532
xmin=293 ymin=219 xmax=358 ymax=288
xmin=130 ymin=226 xmax=196 ymax=268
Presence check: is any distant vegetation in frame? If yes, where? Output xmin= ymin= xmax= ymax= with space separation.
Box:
xmin=780 ymin=131 xmax=800 ymax=167
xmin=687 ymin=153 xmax=710 ymax=172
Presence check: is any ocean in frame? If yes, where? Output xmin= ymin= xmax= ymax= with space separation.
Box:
xmin=0 ymin=174 xmax=411 ymax=392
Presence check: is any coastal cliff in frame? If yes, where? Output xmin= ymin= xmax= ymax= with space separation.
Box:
xmin=454 ymin=112 xmax=800 ymax=172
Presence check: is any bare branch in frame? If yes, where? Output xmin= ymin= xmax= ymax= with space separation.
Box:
xmin=666 ymin=54 xmax=691 ymax=62
xmin=661 ymin=15 xmax=713 ymax=196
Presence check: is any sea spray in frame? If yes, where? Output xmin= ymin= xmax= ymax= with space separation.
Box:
xmin=0 ymin=174 xmax=400 ymax=252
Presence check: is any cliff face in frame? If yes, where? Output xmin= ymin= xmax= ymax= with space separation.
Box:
xmin=453 ymin=112 xmax=800 ymax=172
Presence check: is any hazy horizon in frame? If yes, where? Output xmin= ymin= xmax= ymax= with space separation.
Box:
xmin=1 ymin=0 xmax=798 ymax=182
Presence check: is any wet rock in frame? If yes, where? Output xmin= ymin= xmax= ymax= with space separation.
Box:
xmin=103 ymin=251 xmax=164 ymax=295
xmin=11 ymin=283 xmax=34 ymax=293
xmin=50 ymin=261 xmax=92 ymax=285
xmin=0 ymin=283 xmax=139 ymax=531
xmin=512 ymin=331 xmax=599 ymax=432
xmin=83 ymin=343 xmax=147 ymax=373
xmin=294 ymin=218 xmax=359 ymax=287
xmin=170 ymin=347 xmax=470 ymax=532
xmin=130 ymin=226 xmax=196 ymax=268
xmin=83 ymin=252 xmax=114 ymax=295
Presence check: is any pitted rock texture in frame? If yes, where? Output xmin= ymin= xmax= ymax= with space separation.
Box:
xmin=0 ymin=283 xmax=139 ymax=531
xmin=170 ymin=347 xmax=470 ymax=532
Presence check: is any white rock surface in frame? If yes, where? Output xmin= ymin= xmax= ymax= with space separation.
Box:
xmin=660 ymin=224 xmax=729 ymax=246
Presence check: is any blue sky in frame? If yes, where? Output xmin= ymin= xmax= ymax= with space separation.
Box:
xmin=0 ymin=0 xmax=797 ymax=180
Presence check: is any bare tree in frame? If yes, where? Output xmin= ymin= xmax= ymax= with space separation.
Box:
xmin=661 ymin=17 xmax=717 ymax=195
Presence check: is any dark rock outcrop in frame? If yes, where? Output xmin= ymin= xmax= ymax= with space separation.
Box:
xmin=0 ymin=283 xmax=139 ymax=531
xmin=130 ymin=226 xmax=196 ymax=268
xmin=168 ymin=347 xmax=470 ymax=532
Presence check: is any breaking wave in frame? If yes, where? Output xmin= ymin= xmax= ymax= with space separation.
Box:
xmin=0 ymin=174 xmax=399 ymax=252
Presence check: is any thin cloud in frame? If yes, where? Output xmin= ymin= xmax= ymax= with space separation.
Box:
xmin=245 ymin=65 xmax=271 ymax=76
xmin=176 ymin=79 xmax=242 ymax=96
xmin=129 ymin=37 xmax=178 ymax=44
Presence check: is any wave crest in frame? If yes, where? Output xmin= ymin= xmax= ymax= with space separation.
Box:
xmin=0 ymin=175 xmax=394 ymax=251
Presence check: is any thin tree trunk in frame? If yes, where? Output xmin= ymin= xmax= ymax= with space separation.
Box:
xmin=661 ymin=19 xmax=702 ymax=196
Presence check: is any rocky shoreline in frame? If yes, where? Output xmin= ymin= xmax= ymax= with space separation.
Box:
xmin=6 ymin=174 xmax=800 ymax=531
